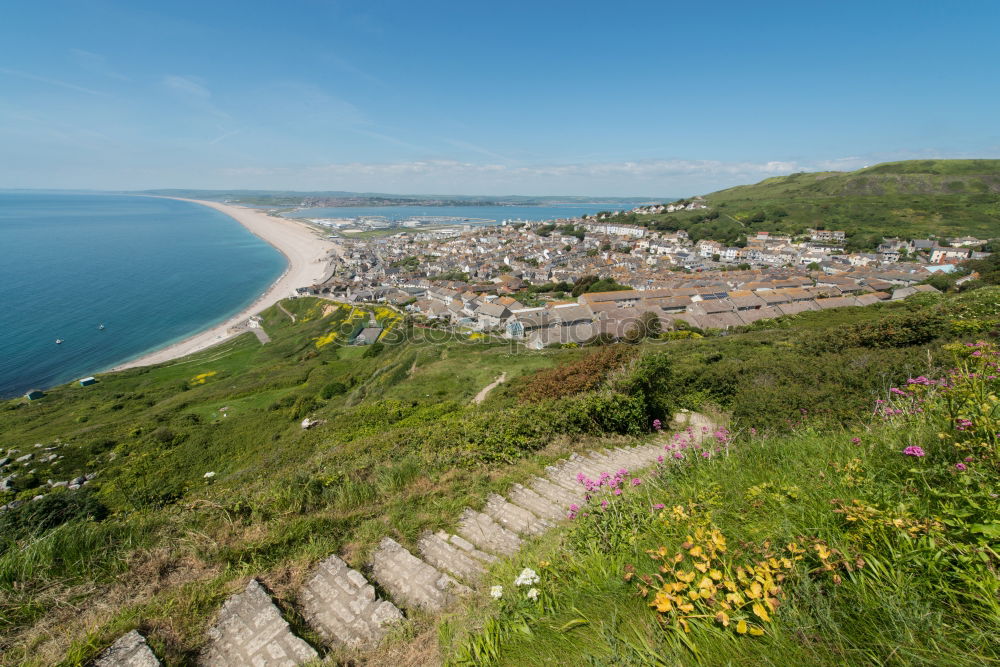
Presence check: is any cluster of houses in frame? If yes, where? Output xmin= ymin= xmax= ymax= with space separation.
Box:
xmin=301 ymin=266 xmax=946 ymax=350
xmin=315 ymin=215 xmax=991 ymax=297
xmin=295 ymin=212 xmax=994 ymax=348
xmin=584 ymin=197 xmax=711 ymax=219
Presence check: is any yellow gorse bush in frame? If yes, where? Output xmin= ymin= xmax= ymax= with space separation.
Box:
xmin=190 ymin=371 xmax=216 ymax=385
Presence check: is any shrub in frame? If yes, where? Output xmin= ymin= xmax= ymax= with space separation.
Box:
xmin=319 ymin=381 xmax=347 ymax=399
xmin=520 ymin=346 xmax=636 ymax=402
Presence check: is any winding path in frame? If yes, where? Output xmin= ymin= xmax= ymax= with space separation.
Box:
xmin=472 ymin=372 xmax=507 ymax=404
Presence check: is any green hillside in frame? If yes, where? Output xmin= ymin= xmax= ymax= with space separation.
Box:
xmin=2 ymin=291 xmax=1000 ymax=664
xmin=622 ymin=160 xmax=1000 ymax=249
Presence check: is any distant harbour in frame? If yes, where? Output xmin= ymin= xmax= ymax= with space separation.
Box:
xmin=283 ymin=202 xmax=642 ymax=225
xmin=0 ymin=193 xmax=287 ymax=398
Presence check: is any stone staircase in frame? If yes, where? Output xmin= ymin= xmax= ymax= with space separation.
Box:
xmin=94 ymin=437 xmax=679 ymax=665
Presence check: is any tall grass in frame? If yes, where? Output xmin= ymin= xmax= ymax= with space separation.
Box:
xmin=443 ymin=422 xmax=1000 ymax=666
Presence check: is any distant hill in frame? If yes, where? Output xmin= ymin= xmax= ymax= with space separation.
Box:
xmin=710 ymin=159 xmax=1000 ymax=200
xmin=620 ymin=159 xmax=1000 ymax=250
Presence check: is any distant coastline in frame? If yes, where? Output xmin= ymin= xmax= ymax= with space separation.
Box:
xmin=108 ymin=198 xmax=337 ymax=371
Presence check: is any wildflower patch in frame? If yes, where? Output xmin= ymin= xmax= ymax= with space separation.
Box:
xmin=190 ymin=371 xmax=217 ymax=385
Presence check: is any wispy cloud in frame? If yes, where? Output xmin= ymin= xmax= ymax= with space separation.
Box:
xmin=208 ymin=128 xmax=242 ymax=145
xmin=320 ymin=52 xmax=387 ymax=87
xmin=277 ymin=158 xmax=806 ymax=180
xmin=70 ymin=49 xmax=130 ymax=81
xmin=162 ymin=74 xmax=230 ymax=119
xmin=0 ymin=66 xmax=102 ymax=95
xmin=215 ymin=158 xmax=811 ymax=195
xmin=163 ymin=74 xmax=212 ymax=99
xmin=443 ymin=138 xmax=508 ymax=161
xmin=349 ymin=127 xmax=427 ymax=152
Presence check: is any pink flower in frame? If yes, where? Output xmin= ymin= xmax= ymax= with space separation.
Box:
xmin=657 ymin=455 xmax=664 ymax=463
xmin=672 ymin=452 xmax=684 ymax=459
xmin=613 ymin=488 xmax=622 ymax=496
xmin=955 ymin=463 xmax=968 ymax=471
xmin=569 ymin=503 xmax=579 ymax=512
xmin=631 ymin=478 xmax=641 ymax=486
xmin=902 ymin=446 xmax=926 ymax=457
xmin=600 ymin=500 xmax=609 ymax=508
xmin=964 ymin=456 xmax=974 ymax=462
xmin=653 ymin=503 xmax=665 ymax=510
xmin=701 ymin=451 xmax=711 ymax=458
xmin=851 ymin=437 xmax=861 ymax=445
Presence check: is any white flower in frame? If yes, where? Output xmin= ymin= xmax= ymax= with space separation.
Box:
xmin=490 ymin=585 xmax=503 ymax=599
xmin=203 ymin=471 xmax=216 ymax=478
xmin=514 ymin=567 xmax=539 ymax=587
xmin=526 ymin=587 xmax=539 ymax=600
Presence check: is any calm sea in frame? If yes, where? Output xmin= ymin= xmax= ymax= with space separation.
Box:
xmin=0 ymin=193 xmax=285 ymax=398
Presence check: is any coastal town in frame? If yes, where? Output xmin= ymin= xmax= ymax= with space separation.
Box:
xmin=295 ymin=201 xmax=992 ymax=348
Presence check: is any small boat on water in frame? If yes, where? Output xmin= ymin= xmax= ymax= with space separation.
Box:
xmin=98 ymin=323 xmax=105 ymax=330
xmin=55 ymin=339 xmax=63 ymax=344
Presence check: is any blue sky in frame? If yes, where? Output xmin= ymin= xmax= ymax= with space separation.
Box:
xmin=1 ymin=0 xmax=999 ymax=196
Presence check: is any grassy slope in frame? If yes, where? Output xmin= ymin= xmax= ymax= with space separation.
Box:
xmin=3 ymin=290 xmax=999 ymax=664
xmin=0 ymin=298 xmax=612 ymax=665
xmin=630 ymin=160 xmax=1000 ymax=246
xmin=442 ymin=420 xmax=999 ymax=666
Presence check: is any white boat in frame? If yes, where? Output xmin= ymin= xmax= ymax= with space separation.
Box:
xmin=98 ymin=324 xmax=105 ymax=330
xmin=55 ymin=339 xmax=63 ymax=344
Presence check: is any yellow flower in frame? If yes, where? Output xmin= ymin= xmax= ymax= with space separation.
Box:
xmin=652 ymin=592 xmax=673 ymax=612
xmin=752 ymin=602 xmax=771 ymax=622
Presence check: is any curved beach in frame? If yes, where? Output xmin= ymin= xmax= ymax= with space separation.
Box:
xmin=111 ymin=198 xmax=337 ymax=370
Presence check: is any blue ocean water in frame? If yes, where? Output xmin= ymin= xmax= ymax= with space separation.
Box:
xmin=0 ymin=193 xmax=286 ymax=397
xmin=285 ymin=203 xmax=642 ymax=223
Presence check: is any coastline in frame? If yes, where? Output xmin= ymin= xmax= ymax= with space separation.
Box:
xmin=109 ymin=198 xmax=337 ymax=371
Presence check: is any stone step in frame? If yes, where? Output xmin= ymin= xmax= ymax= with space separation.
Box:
xmin=417 ymin=531 xmax=486 ymax=582
xmin=370 ymin=537 xmax=469 ymax=613
xmin=529 ymin=476 xmax=582 ymax=508
xmin=200 ymin=579 xmax=318 ymax=666
xmin=456 ymin=508 xmax=522 ymax=555
xmin=298 ymin=554 xmax=402 ymax=649
xmin=506 ymin=483 xmax=564 ymax=521
xmin=483 ymin=493 xmax=550 ymax=536
xmin=95 ymin=630 xmax=160 ymax=667
xmin=438 ymin=530 xmax=498 ymax=564
xmin=544 ymin=461 xmax=586 ymax=491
